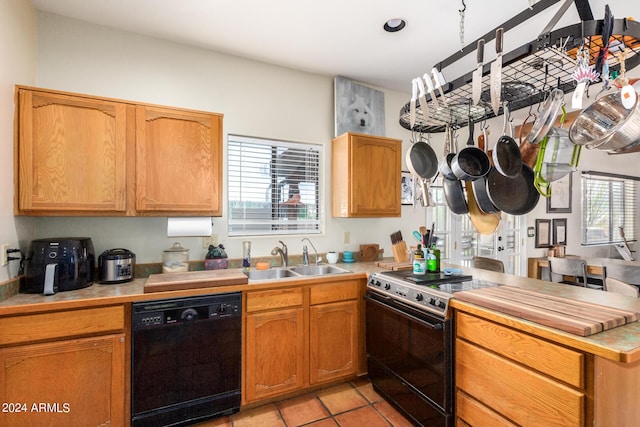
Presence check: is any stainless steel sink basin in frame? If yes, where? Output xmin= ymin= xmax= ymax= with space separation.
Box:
xmin=243 ymin=268 xmax=300 ymax=280
xmin=288 ymin=265 xmax=349 ymax=276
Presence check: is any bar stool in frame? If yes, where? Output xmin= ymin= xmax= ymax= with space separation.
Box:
xmin=548 ymin=257 xmax=601 ymax=289
xmin=604 ymin=263 xmax=640 ymax=286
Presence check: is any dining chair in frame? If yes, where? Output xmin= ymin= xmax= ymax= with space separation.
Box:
xmin=472 ymin=256 xmax=505 ymax=273
xmin=548 ymin=257 xmax=599 ymax=289
xmin=603 ymin=263 xmax=640 ymax=286
xmin=604 ymin=277 xmax=639 ymax=297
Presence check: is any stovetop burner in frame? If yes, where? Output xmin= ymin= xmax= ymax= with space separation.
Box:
xmin=382 ymin=270 xmax=473 ymax=286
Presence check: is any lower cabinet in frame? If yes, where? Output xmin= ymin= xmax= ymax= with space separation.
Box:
xmin=0 ymin=306 xmax=126 ymax=427
xmin=454 ymin=309 xmax=590 ymax=427
xmin=244 ymin=279 xmax=363 ymax=404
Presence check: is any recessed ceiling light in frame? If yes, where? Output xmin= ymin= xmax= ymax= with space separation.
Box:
xmin=384 ymin=18 xmax=407 ymax=33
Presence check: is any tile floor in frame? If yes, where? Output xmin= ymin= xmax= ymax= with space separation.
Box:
xmin=194 ymin=378 xmax=414 ymax=427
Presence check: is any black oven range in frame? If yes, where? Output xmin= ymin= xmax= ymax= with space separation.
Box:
xmin=365 ymin=270 xmax=498 ymax=427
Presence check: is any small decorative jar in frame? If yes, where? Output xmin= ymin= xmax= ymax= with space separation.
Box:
xmin=204 ymin=244 xmax=228 ymax=270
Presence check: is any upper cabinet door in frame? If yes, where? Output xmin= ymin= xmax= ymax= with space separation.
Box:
xmin=16 ymin=89 xmax=128 ymax=213
xmin=332 ymin=132 xmax=402 ymax=217
xmin=135 ymin=105 xmax=223 ymax=216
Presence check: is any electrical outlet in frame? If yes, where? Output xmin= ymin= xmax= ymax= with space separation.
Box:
xmin=1 ymin=244 xmax=9 ymax=267
xmin=202 ymin=233 xmax=219 ymax=249
xmin=344 ymin=232 xmax=350 ymax=244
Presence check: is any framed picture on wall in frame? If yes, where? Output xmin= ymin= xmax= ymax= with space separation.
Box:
xmin=553 ymin=218 xmax=567 ymax=245
xmin=535 ymin=219 xmax=552 ymax=248
xmin=334 ymin=76 xmax=385 ymax=137
xmin=401 ymin=171 xmax=413 ymax=205
xmin=547 ymin=173 xmax=572 ymax=213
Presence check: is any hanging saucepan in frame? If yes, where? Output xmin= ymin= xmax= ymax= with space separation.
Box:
xmin=406 ymin=136 xmax=438 ymax=179
xmin=451 ymin=111 xmax=491 ymax=181
xmin=493 ymin=104 xmax=522 ymax=177
xmin=486 ymin=124 xmax=540 ymax=215
xmin=472 ymin=126 xmax=500 ymax=213
xmin=438 ymin=125 xmax=457 ymax=180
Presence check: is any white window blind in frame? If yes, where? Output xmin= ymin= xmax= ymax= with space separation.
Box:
xmin=581 ymin=171 xmax=638 ymax=245
xmin=228 ymin=135 xmax=321 ymax=236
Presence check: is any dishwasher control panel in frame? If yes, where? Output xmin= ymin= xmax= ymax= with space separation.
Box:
xmin=132 ymin=292 xmax=241 ymax=329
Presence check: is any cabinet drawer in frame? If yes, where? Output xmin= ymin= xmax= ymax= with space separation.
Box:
xmin=246 ymin=288 xmax=303 ymax=313
xmin=0 ymin=305 xmax=125 ymax=346
xmin=456 ymin=311 xmax=584 ymax=388
xmin=456 ymin=339 xmax=584 ymax=427
xmin=310 ymin=280 xmax=360 ymax=305
xmin=457 ymin=391 xmax=517 ymax=427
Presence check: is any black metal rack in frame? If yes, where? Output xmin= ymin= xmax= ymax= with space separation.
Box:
xmin=400 ymin=3 xmax=640 ymax=133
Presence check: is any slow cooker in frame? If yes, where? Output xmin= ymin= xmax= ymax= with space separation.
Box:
xmin=98 ymin=248 xmax=135 ymax=284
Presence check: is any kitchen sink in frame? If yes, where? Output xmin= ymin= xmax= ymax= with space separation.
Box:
xmin=244 ymin=268 xmax=300 ymax=280
xmin=288 ymin=265 xmax=350 ymax=276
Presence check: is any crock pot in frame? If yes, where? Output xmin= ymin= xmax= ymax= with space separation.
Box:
xmin=98 ymin=248 xmax=135 ymax=284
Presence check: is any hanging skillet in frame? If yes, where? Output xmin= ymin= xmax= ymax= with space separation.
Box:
xmin=472 ymin=126 xmax=500 ymax=214
xmin=451 ymin=102 xmax=491 ymax=181
xmin=493 ymin=103 xmax=522 ymax=178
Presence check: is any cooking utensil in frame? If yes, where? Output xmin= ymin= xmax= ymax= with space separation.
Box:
xmin=472 ymin=128 xmax=500 ymax=213
xmin=432 ymin=68 xmax=448 ymax=107
xmin=493 ymin=104 xmax=522 ymax=178
xmin=451 ymin=109 xmax=491 ymax=181
xmin=466 ymin=181 xmax=501 ymax=235
xmin=438 ymin=126 xmax=457 ymax=180
xmin=443 ymin=176 xmax=468 ymax=215
xmin=416 ymin=76 xmax=430 ymax=122
xmin=569 ymin=92 xmax=640 ymax=153
xmin=486 ymin=162 xmax=539 ymax=215
xmin=423 ymin=73 xmax=440 ymax=109
xmin=406 ymin=138 xmax=438 ymax=179
xmin=490 ymin=28 xmax=504 ymax=116
xmin=409 ymin=79 xmax=418 ymax=129
xmin=526 ymin=88 xmax=564 ymax=144
xmin=472 ymin=39 xmax=485 ymax=105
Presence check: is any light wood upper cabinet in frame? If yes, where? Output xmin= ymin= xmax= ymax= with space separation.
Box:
xmin=135 ymin=105 xmax=222 ymax=215
xmin=14 ymin=86 xmax=224 ymax=216
xmin=332 ymin=132 xmax=402 ymax=217
xmin=16 ymin=88 xmax=129 ymax=214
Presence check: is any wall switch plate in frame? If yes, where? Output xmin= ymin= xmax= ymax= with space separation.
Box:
xmin=344 ymin=232 xmax=350 ymax=244
xmin=1 ymin=244 xmax=9 ymax=266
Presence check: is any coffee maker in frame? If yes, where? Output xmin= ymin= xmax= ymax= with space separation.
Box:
xmin=24 ymin=238 xmax=96 ymax=295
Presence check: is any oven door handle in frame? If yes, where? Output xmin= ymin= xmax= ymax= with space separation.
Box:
xmin=364 ymin=294 xmax=444 ymax=330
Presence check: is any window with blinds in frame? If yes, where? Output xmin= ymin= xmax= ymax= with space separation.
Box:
xmin=227 ymin=135 xmax=321 ymax=236
xmin=581 ymin=171 xmax=638 ymax=245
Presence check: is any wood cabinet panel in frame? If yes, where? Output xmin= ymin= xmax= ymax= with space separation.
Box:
xmin=310 ymin=280 xmax=359 ymax=305
xmin=135 ymin=105 xmax=222 ymax=215
xmin=456 ymin=339 xmax=584 ymax=427
xmin=0 ymin=334 xmax=125 ymax=427
xmin=246 ymin=288 xmax=303 ymax=313
xmin=0 ymin=305 xmax=125 ymax=346
xmin=456 ymin=311 xmax=584 ymax=388
xmin=332 ymin=132 xmax=402 ymax=217
xmin=245 ymin=307 xmax=305 ymax=401
xmin=456 ymin=391 xmax=517 ymax=427
xmin=309 ymin=300 xmax=358 ymax=384
xmin=16 ymin=89 xmax=128 ymax=213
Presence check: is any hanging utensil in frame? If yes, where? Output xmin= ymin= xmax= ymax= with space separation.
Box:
xmin=416 ymin=77 xmax=430 ymax=122
xmin=472 ymin=39 xmax=485 ymax=105
xmin=409 ymin=78 xmax=418 ymax=130
xmin=471 ymin=126 xmax=500 ymax=213
xmin=438 ymin=125 xmax=457 ymax=180
xmin=423 ymin=73 xmax=440 ymax=110
xmin=490 ymin=28 xmax=504 ymax=116
xmin=432 ymin=68 xmax=448 ymax=107
xmin=493 ymin=103 xmax=523 ymax=178
xmin=451 ymin=102 xmax=491 ymax=181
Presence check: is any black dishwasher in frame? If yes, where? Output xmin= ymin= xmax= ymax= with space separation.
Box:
xmin=131 ymin=293 xmax=241 ymax=427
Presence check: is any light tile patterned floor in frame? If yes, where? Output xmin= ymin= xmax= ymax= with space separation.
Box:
xmin=195 ymin=378 xmax=414 ymax=427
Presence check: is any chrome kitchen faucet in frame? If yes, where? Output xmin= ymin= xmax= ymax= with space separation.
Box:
xmin=271 ymin=241 xmax=288 ymax=267
xmin=301 ymin=238 xmax=320 ymax=265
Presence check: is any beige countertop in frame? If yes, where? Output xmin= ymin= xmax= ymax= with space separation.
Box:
xmin=4 ymin=259 xmax=640 ymax=362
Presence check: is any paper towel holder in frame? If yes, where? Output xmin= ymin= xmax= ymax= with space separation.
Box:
xmin=167 ymin=217 xmax=213 ymax=237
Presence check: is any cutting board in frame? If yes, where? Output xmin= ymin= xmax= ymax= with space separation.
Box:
xmin=455 ymin=286 xmax=640 ymax=336
xmin=375 ymin=260 xmax=412 ymax=271
xmin=144 ymin=269 xmax=248 ymax=293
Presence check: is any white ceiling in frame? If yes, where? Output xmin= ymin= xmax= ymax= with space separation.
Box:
xmin=31 ymin=0 xmax=631 ymax=93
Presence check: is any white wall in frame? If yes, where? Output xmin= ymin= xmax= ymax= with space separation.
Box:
xmin=0 ymin=0 xmax=37 ymax=281
xmin=31 ymin=12 xmax=427 ymax=264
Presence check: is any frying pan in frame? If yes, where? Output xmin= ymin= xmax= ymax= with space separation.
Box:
xmin=492 ymin=105 xmax=522 ymax=178
xmin=466 ymin=181 xmax=501 ymax=235
xmin=451 ymin=114 xmax=491 ymax=181
xmin=406 ymin=138 xmax=438 ymax=179
xmin=486 ymin=162 xmax=539 ymax=215
xmin=472 ymin=127 xmax=500 ymax=213
xmin=443 ymin=176 xmax=468 ymax=214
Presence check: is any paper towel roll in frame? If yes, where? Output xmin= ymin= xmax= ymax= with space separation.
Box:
xmin=167 ymin=217 xmax=213 ymax=237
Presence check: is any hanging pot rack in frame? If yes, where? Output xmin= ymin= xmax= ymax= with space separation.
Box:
xmin=400 ymin=0 xmax=640 ymax=133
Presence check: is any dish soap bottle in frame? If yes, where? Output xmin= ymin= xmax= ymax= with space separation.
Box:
xmin=427 ymin=244 xmax=441 ymax=273
xmin=413 ymin=244 xmax=426 ymax=275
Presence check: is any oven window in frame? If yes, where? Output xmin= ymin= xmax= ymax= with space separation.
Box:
xmin=366 ymin=295 xmax=451 ymax=411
